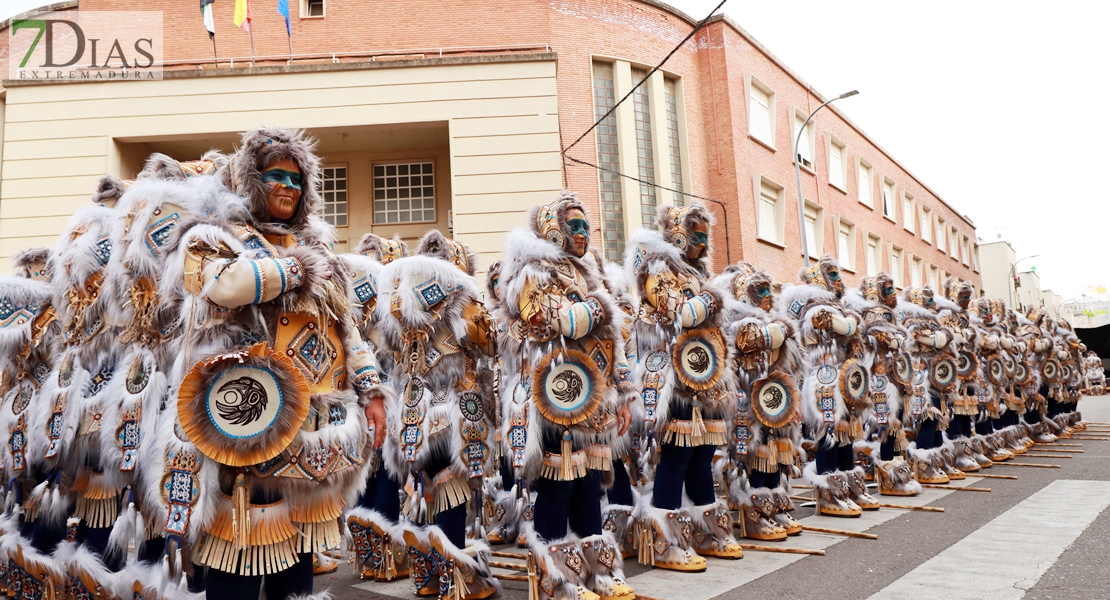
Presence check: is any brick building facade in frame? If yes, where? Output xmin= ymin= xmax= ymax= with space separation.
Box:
xmin=0 ymin=0 xmax=980 ymax=291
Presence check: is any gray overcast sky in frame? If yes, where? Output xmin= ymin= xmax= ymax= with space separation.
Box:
xmin=670 ymin=0 xmax=1108 ymax=300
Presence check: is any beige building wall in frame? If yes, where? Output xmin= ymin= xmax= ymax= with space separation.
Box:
xmin=0 ymin=54 xmax=561 ymax=274
xmin=979 ymin=240 xmax=1017 ymax=303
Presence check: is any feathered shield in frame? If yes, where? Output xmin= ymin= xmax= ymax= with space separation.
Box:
xmin=892 ymin=352 xmax=913 ymax=387
xmin=839 ymin=358 xmax=869 ymax=409
xmin=178 ymin=343 xmax=312 ymax=467
xmin=672 ymin=327 xmax=725 ymax=391
xmin=931 ymin=355 xmax=957 ymax=392
xmin=956 ymin=349 xmax=978 ymax=381
xmin=752 ymin=371 xmax=799 ymax=429
xmin=532 ymin=349 xmax=603 ymax=426
xmin=988 ymin=356 xmax=1006 ymax=386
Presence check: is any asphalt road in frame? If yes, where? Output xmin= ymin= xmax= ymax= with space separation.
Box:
xmin=312 ymin=396 xmax=1110 ymax=600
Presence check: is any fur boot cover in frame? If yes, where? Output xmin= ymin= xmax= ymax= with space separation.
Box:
xmin=802 ymin=462 xmax=860 ymax=517
xmin=907 ymin=444 xmax=949 ymax=484
xmin=53 ymin=540 xmax=121 ymax=598
xmin=874 ymin=457 xmax=922 ymax=496
xmin=770 ymin=487 xmax=802 ymax=534
xmin=345 ymin=506 xmax=409 ymax=581
xmin=738 ymin=485 xmax=785 ymax=541
xmin=601 ymin=503 xmax=635 ymax=556
xmin=427 ymin=525 xmax=500 ymax=600
xmin=949 ymin=437 xmax=982 ymax=471
xmin=287 ymin=592 xmax=336 ymax=600
xmin=580 ymin=531 xmax=635 ymax=599
xmin=523 ymin=526 xmax=593 ymax=600
xmin=688 ymin=499 xmax=742 ymax=558
xmin=632 ymin=496 xmax=703 ymax=569
xmin=484 ymin=476 xmax=522 ymax=544
xmin=2 ymin=528 xmax=61 ymax=599
xmin=845 ymin=466 xmax=879 ymax=509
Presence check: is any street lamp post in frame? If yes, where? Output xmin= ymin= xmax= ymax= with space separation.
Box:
xmin=1008 ymin=254 xmax=1039 ymax=310
xmin=795 ymin=90 xmax=858 ymax=266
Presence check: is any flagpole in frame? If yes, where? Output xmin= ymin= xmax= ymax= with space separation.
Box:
xmin=249 ymin=25 xmax=256 ymax=67
xmin=211 ymin=36 xmax=217 ymax=68
xmin=287 ymin=30 xmax=292 ymax=65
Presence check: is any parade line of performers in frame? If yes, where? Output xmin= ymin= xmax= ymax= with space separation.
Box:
xmin=0 ymin=126 xmax=1098 ymax=600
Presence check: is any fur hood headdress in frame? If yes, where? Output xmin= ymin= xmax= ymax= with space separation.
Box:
xmin=657 ymin=203 xmax=713 ymax=276
xmin=717 ymin=261 xmax=774 ymax=310
xmin=902 ymin=287 xmax=936 ymax=310
xmin=416 ymin=229 xmax=476 ymax=276
xmin=530 ymin=191 xmax=589 ymax=254
xmin=12 ymin=247 xmax=52 ymax=281
xmin=356 ymin=232 xmax=407 ymax=265
xmin=226 ymin=126 xmax=321 ymax=233
xmin=800 ymin=255 xmax=845 ymax=298
xmin=486 ymin=260 xmax=503 ymax=302
xmin=943 ymin=277 xmax=975 ymax=310
xmin=138 ymin=150 xmax=227 ymax=181
xmin=860 ymin=273 xmax=897 ymax=308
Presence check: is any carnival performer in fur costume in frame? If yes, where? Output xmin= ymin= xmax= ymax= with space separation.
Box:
xmin=1085 ymin=351 xmax=1104 ymax=396
xmin=626 ymin=204 xmax=742 ymax=569
xmin=842 ymin=275 xmax=920 ymax=498
xmin=940 ymin=279 xmax=996 ymax=469
xmin=714 ymin=262 xmax=804 ymax=539
xmin=342 ymin=233 xmax=412 ymax=583
xmin=497 ymin=192 xmax=635 ymax=600
xmin=780 ymin=255 xmax=864 ymax=517
xmin=897 ymin=288 xmax=959 ymax=484
xmin=369 ymin=230 xmax=500 ymax=600
xmin=150 ymin=127 xmax=390 ymax=600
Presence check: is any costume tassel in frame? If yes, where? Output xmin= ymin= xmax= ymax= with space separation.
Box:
xmin=690 ymin=401 xmax=707 ymax=445
xmin=451 ymin=560 xmax=469 ymax=600
xmin=561 ymin=430 xmax=573 ymax=482
xmin=232 ymin=473 xmax=250 ymax=550
xmin=527 ymin=553 xmax=539 ymax=600
xmin=638 ymin=523 xmax=654 ymax=565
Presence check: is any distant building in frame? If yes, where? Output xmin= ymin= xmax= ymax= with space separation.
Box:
xmin=0 ymin=0 xmax=981 ymax=290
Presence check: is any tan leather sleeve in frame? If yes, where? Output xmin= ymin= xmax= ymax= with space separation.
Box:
xmin=184 ymin=242 xmax=304 ymax=308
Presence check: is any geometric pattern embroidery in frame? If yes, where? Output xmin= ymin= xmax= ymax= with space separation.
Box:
xmin=94 ymin=234 xmax=113 ymax=266
xmin=288 ymin=322 xmax=337 ymax=385
xmin=353 ymin=274 xmax=377 ymax=305
xmin=144 ymin=212 xmax=181 ymax=257
xmin=0 ymin=298 xmax=35 ymax=329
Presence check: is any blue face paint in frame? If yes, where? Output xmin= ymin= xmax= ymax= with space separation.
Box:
xmin=884 ymin=286 xmax=895 ymax=297
xmin=567 ymin=218 xmax=589 ymax=238
xmin=690 ymin=230 xmax=708 ymax=248
xmin=757 ymin=286 xmax=772 ymax=298
xmin=827 ymin=270 xmax=841 ymax=282
xmin=261 ymin=168 xmax=303 ymax=191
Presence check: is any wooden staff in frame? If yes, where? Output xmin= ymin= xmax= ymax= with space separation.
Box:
xmin=793 ymin=485 xmax=814 ymax=489
xmin=995 ymin=462 xmax=1060 ymax=468
xmin=1069 ymin=437 xmax=1109 ymax=441
xmin=921 ymin=484 xmax=991 ymax=492
xmin=1024 ymin=453 xmax=1071 ymax=458
xmin=493 ymin=573 xmax=530 ymax=582
xmin=738 ymin=543 xmax=825 ymax=556
xmin=801 ymin=525 xmax=877 ymax=540
xmin=490 ymin=560 xmax=528 ymax=570
xmin=1035 ymin=448 xmax=1082 ymax=453
xmin=973 ymin=473 xmax=1018 ymax=480
xmin=1037 ymin=442 xmax=1081 ymax=447
xmin=491 ymin=551 xmax=526 ymax=559
xmin=878 ymin=503 xmax=944 ymax=512
xmin=790 ymin=495 xmax=814 ymax=503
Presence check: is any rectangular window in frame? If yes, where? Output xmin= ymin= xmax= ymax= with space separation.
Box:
xmin=882 ymin=179 xmax=895 ymax=220
xmin=867 ymin=234 xmax=881 ymax=276
xmin=373 ymin=162 xmax=434 ymax=224
xmin=921 ymin=206 xmax=932 ymax=243
xmin=757 ymin=178 xmax=783 ymax=245
xmin=301 ymin=0 xmax=324 ymax=17
xmin=911 ymin=256 xmax=922 ymax=288
xmin=950 ymin=227 xmax=959 ymax=260
xmin=936 ymin=217 xmax=946 ymax=252
xmin=973 ymin=244 xmax=980 ymax=272
xmin=803 ymin=202 xmax=823 ymax=256
xmin=961 ymin=235 xmax=970 ymax=266
xmin=891 ymin=246 xmax=904 ymax=287
xmin=794 ymin=112 xmax=813 ymax=170
xmin=749 ymin=78 xmax=774 ymax=146
xmin=592 ymin=61 xmax=625 ymax=262
xmin=929 ymin=264 xmax=940 ymax=291
xmin=829 ymin=139 xmax=846 ymax=190
xmin=319 ymin=165 xmax=347 ymax=227
xmin=858 ymin=160 xmax=873 ymax=207
xmin=664 ymin=78 xmax=684 ymax=206
xmin=838 ymin=219 xmax=855 ymax=271
xmin=631 ymin=68 xmax=657 ymax=229
xmin=903 ymin=193 xmax=915 ymax=233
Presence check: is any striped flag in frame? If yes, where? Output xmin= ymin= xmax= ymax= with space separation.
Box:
xmin=234 ymin=0 xmax=251 ymax=33
xmin=277 ymin=0 xmax=291 ymax=36
xmin=200 ymin=0 xmax=216 ymax=39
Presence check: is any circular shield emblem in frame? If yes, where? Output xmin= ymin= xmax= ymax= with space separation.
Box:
xmin=1014 ymin=362 xmax=1029 ymax=384
xmin=1042 ymin=357 xmax=1061 ymax=383
xmin=893 ymin=352 xmax=912 ymax=386
xmin=931 ymin=355 xmax=957 ymax=392
xmin=644 ymin=351 xmax=669 ymax=373
xmin=460 ymin=392 xmax=484 ymax=422
xmin=125 ymin=353 xmax=152 ymax=395
xmin=817 ymin=364 xmax=837 ymax=385
xmin=988 ymin=356 xmax=1006 ymax=385
xmin=178 ymin=343 xmax=311 ymax=467
xmin=1003 ymin=354 xmax=1016 ymax=377
xmin=1062 ymin=364 xmax=1073 ymax=381
xmin=870 ymin=373 xmax=888 ymax=393
xmin=840 ymin=359 xmax=869 ymax=409
xmin=672 ymin=328 xmax=725 ymax=391
xmin=405 ymin=378 xmax=425 ymax=407
xmin=533 ymin=349 xmax=602 ymax=426
xmin=752 ymin=372 xmax=798 ymax=429
xmin=957 ymin=350 xmax=978 ymax=381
